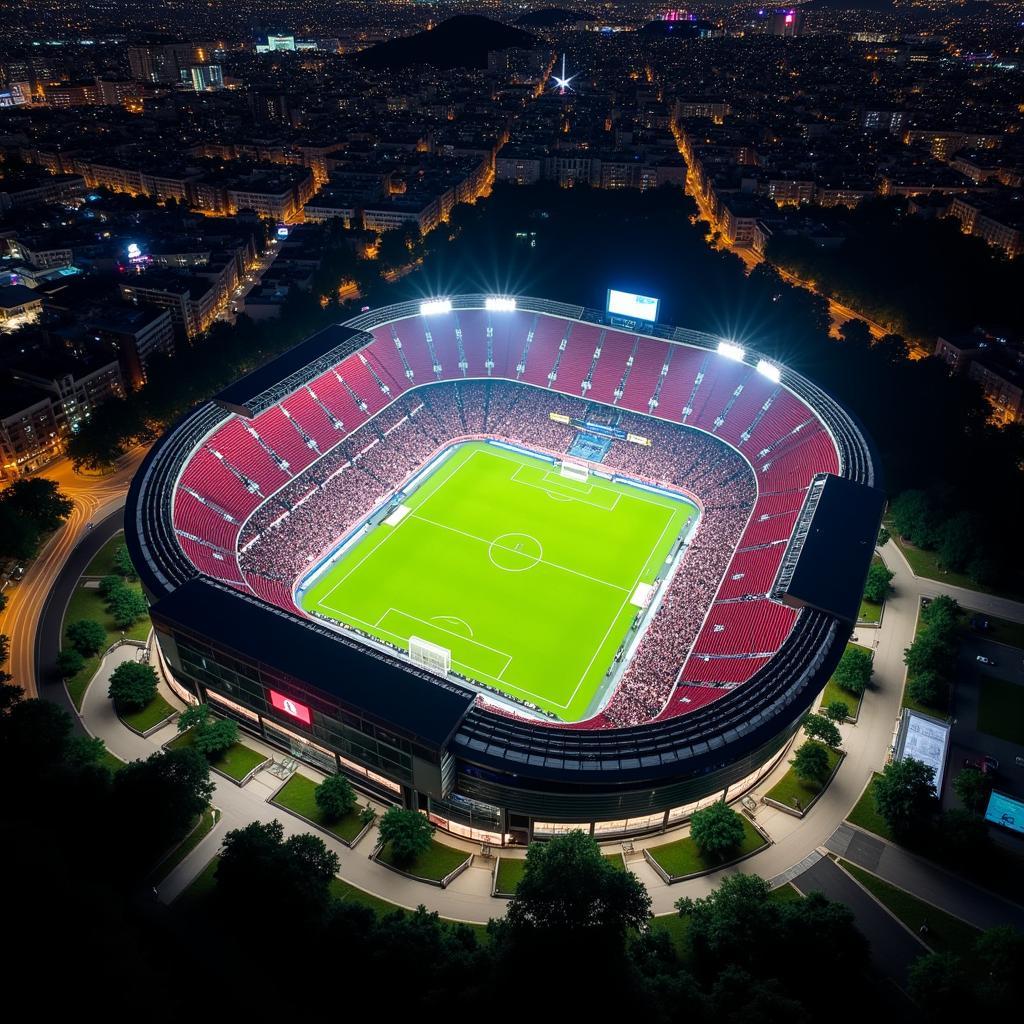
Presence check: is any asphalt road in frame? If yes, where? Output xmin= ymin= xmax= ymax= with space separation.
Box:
xmin=35 ymin=506 xmax=125 ymax=729
xmin=0 ymin=446 xmax=145 ymax=697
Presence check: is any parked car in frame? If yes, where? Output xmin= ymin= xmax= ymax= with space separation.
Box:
xmin=976 ymin=655 xmax=995 ymax=665
xmin=963 ymin=755 xmax=1000 ymax=774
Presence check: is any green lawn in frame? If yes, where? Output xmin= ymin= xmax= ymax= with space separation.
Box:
xmin=495 ymin=857 xmax=525 ymax=895
xmin=62 ymin=580 xmax=151 ymax=710
xmin=840 ymin=860 xmax=981 ymax=956
xmin=119 ymin=692 xmax=176 ymax=733
xmin=151 ymin=807 xmax=219 ymax=884
xmin=890 ymin=531 xmax=1021 ymax=599
xmin=301 ymin=441 xmax=696 ymax=722
xmin=647 ymin=814 xmax=766 ymax=879
xmin=819 ymin=642 xmax=871 ymax=718
xmin=765 ymin=745 xmax=843 ymax=812
xmin=846 ymin=773 xmax=894 ymax=842
xmin=84 ymin=532 xmax=129 ymax=577
xmin=167 ymin=728 xmax=266 ymax=781
xmin=272 ymin=772 xmax=368 ymax=842
xmin=378 ymin=838 xmax=470 ymax=881
xmin=857 ymin=557 xmax=885 ymax=623
xmin=977 ymin=675 xmax=1024 ymax=744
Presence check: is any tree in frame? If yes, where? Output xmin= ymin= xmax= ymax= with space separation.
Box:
xmin=907 ymin=669 xmax=944 ymax=708
xmin=936 ymin=808 xmax=991 ymax=861
xmin=505 ymin=830 xmax=651 ymax=936
xmin=56 ymin=648 xmax=85 ymax=677
xmin=889 ymin=490 xmax=938 ymax=547
xmin=790 ymin=740 xmax=831 ymax=787
xmin=107 ymin=586 xmax=148 ymax=629
xmin=112 ymin=544 xmax=137 ymax=580
xmin=953 ymin=767 xmax=992 ymax=813
xmin=217 ymin=819 xmax=338 ymax=925
xmin=907 ymin=952 xmax=971 ymax=1015
xmin=377 ymin=806 xmax=434 ymax=867
xmin=937 ymin=511 xmax=982 ymax=573
xmin=974 ymin=927 xmax=1024 ymax=1012
xmin=904 ymin=630 xmax=954 ymax=678
xmin=921 ymin=594 xmax=960 ymax=632
xmin=0 ymin=502 xmax=39 ymax=560
xmin=0 ymin=477 xmax=73 ymax=535
xmin=98 ymin=574 xmax=123 ymax=599
xmin=832 ymin=645 xmax=872 ymax=696
xmin=177 ymin=702 xmax=211 ymax=734
xmin=689 ymin=801 xmax=746 ymax=860
xmin=193 ymin=717 xmax=238 ymax=760
xmin=873 ymin=757 xmax=936 ymax=839
xmin=0 ymin=697 xmax=72 ymax=766
xmin=111 ymin=747 xmax=213 ymax=862
xmin=862 ymin=562 xmax=894 ymax=604
xmin=877 ymin=526 xmax=890 ymax=546
xmin=315 ymin=773 xmax=357 ymax=822
xmin=65 ymin=619 xmax=106 ymax=657
xmin=64 ymin=734 xmax=108 ymax=769
xmin=107 ymin=660 xmax=157 ymax=712
xmin=823 ymin=700 xmax=849 ymax=723
xmin=801 ymin=712 xmax=842 ymax=749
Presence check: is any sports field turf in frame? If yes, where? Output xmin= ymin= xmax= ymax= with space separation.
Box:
xmin=301 ymin=441 xmax=696 ymax=721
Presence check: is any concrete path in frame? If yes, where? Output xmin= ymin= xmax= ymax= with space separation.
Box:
xmin=66 ymin=530 xmax=1024 ymax=926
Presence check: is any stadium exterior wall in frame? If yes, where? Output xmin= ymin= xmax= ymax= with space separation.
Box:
xmin=127 ymin=294 xmax=877 ymax=843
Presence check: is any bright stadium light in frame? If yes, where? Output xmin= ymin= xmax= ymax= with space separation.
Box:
xmin=718 ymin=341 xmax=745 ymax=361
xmin=420 ymin=298 xmax=452 ymax=315
xmin=485 ymin=296 xmax=517 ymax=311
xmin=756 ymin=359 xmax=781 ymax=382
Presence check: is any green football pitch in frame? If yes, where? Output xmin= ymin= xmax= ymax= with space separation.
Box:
xmin=300 ymin=441 xmax=697 ymax=721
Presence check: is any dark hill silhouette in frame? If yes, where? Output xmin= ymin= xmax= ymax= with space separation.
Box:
xmin=802 ymin=0 xmax=895 ymax=10
xmin=355 ymin=15 xmax=538 ymax=70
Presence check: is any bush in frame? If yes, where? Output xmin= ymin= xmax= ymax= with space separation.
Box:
xmin=907 ymin=669 xmax=944 ymax=707
xmin=193 ymin=717 xmax=238 ymax=760
xmin=802 ymin=712 xmax=842 ymax=749
xmin=112 ymin=544 xmax=138 ymax=580
xmin=107 ymin=586 xmax=148 ymax=630
xmin=56 ymin=648 xmax=85 ymax=677
xmin=107 ymin=660 xmax=158 ymax=712
xmin=66 ymin=619 xmax=107 ymax=657
xmin=377 ymin=806 xmax=434 ymax=867
xmin=833 ymin=646 xmax=872 ymax=696
xmin=863 ymin=562 xmax=894 ymax=604
xmin=877 ymin=526 xmax=890 ymax=546
xmin=790 ymin=740 xmax=831 ymax=786
xmin=823 ymin=700 xmax=849 ymax=723
xmin=315 ymin=773 xmax=357 ymax=822
xmin=689 ymin=801 xmax=746 ymax=860
xmin=953 ymin=766 xmax=992 ymax=814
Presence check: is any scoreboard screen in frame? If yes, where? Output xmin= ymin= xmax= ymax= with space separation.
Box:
xmin=607 ymin=289 xmax=659 ymax=321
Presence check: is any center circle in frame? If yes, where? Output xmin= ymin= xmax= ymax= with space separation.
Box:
xmin=488 ymin=532 xmax=543 ymax=572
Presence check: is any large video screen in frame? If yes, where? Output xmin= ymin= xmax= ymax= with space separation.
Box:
xmin=607 ymin=289 xmax=659 ymax=321
xmin=984 ymin=790 xmax=1024 ymax=835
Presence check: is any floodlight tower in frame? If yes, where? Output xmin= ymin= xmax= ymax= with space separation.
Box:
xmin=552 ymin=53 xmax=577 ymax=95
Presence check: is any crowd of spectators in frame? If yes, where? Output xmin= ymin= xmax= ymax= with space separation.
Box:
xmin=233 ymin=378 xmax=760 ymax=727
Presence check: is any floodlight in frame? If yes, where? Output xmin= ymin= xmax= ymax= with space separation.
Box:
xmin=717 ymin=341 xmax=745 ymax=361
xmin=756 ymin=359 xmax=781 ymax=382
xmin=420 ymin=298 xmax=452 ymax=315
xmin=485 ymin=296 xmax=517 ymax=311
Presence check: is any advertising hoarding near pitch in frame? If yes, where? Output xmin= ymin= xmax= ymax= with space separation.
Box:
xmin=607 ymin=289 xmax=659 ymax=322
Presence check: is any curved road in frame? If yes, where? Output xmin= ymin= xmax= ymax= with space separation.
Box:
xmin=0 ymin=447 xmax=146 ymax=699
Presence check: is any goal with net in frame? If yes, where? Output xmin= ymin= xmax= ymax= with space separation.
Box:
xmin=408 ymin=636 xmax=452 ymax=676
xmin=559 ymin=460 xmax=588 ymax=482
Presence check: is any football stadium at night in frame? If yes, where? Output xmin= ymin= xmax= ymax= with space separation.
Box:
xmin=127 ymin=292 xmax=884 ymax=844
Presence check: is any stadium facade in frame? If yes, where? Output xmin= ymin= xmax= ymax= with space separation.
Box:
xmin=127 ymin=294 xmax=883 ymax=844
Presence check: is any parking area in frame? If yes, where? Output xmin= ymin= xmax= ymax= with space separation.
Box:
xmin=945 ymin=625 xmax=1024 ymax=805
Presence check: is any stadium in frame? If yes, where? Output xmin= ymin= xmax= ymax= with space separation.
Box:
xmin=127 ymin=292 xmax=884 ymax=844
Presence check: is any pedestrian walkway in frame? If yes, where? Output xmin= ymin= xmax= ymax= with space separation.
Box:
xmin=69 ymin=535 xmax=1024 ymax=926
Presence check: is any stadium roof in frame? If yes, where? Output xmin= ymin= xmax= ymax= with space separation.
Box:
xmin=151 ymin=578 xmax=477 ymax=748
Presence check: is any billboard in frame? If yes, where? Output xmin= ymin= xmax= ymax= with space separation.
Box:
xmin=268 ymin=689 xmax=312 ymax=725
xmin=984 ymin=790 xmax=1024 ymax=835
xmin=607 ymin=289 xmax=659 ymax=322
